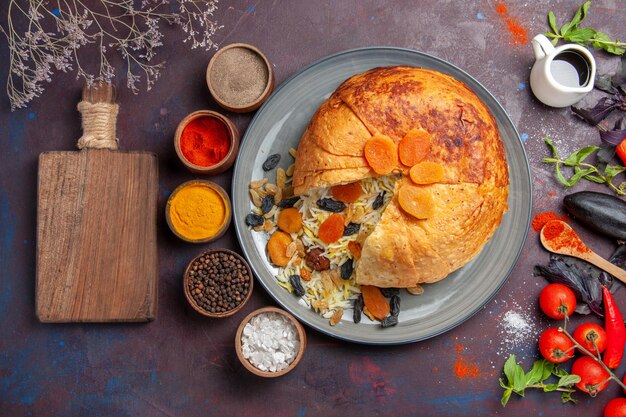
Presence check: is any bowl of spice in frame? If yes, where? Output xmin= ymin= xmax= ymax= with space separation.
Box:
xmin=184 ymin=249 xmax=253 ymax=317
xmin=235 ymin=306 xmax=306 ymax=377
xmin=166 ymin=180 xmax=231 ymax=243
xmin=174 ymin=110 xmax=239 ymax=175
xmin=206 ymin=43 xmax=275 ymax=113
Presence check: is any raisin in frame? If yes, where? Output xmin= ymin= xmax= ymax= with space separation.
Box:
xmin=343 ymin=222 xmax=360 ymax=236
xmin=277 ymin=196 xmax=300 ymax=208
xmin=245 ymin=213 xmax=264 ymax=227
xmin=289 ymin=275 xmax=306 ymax=297
xmin=390 ymin=294 xmax=400 ymax=317
xmin=262 ymin=154 xmax=281 ymax=171
xmin=304 ymin=248 xmax=330 ymax=271
xmin=261 ymin=195 xmax=275 ymax=214
xmin=316 ymin=198 xmax=346 ymax=213
xmin=372 ymin=191 xmax=386 ymax=210
xmin=353 ymin=296 xmax=363 ymax=324
xmin=340 ymin=259 xmax=354 ymax=280
xmin=380 ymin=288 xmax=399 ymax=298
xmin=381 ymin=315 xmax=398 ymax=328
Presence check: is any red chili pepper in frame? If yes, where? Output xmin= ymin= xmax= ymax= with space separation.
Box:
xmin=617 ymin=138 xmax=626 ymax=166
xmin=602 ymin=285 xmax=626 ymax=369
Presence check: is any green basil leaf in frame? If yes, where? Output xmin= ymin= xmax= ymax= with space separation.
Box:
xmin=555 ymin=163 xmax=570 ymax=187
xmin=501 ymin=388 xmax=513 ymax=407
xmin=567 ymin=167 xmax=595 ymax=185
xmin=499 ymin=378 xmax=510 ymax=390
xmin=552 ymin=366 xmax=565 ymax=377
xmin=563 ymin=146 xmax=598 ymax=165
xmin=619 ymin=181 xmax=626 ymax=194
xmin=583 ymin=173 xmax=607 ymax=184
xmin=543 ymin=383 xmax=558 ymax=392
xmin=548 ymin=11 xmax=558 ymax=34
xmin=589 ymin=32 xmax=625 ymax=55
xmin=565 ymin=27 xmax=596 ymax=43
xmin=512 ymin=365 xmax=526 ymax=392
xmin=541 ymin=360 xmax=555 ymax=381
xmin=561 ymin=391 xmax=578 ymax=404
xmin=503 ymin=355 xmax=517 ymax=384
xmin=558 ymin=374 xmax=581 ymax=387
xmin=544 ymin=137 xmax=560 ymax=158
xmin=604 ymin=164 xmax=626 ymax=179
xmin=564 ymin=1 xmax=589 ymax=32
xmin=525 ymin=361 xmax=545 ymax=386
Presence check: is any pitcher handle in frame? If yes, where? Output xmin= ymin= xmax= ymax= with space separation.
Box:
xmin=532 ymin=34 xmax=555 ymax=60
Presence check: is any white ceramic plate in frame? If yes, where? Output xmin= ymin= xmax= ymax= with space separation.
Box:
xmin=232 ymin=47 xmax=532 ymax=345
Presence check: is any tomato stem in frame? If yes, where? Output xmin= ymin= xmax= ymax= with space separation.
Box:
xmin=559 ymin=326 xmax=626 ymax=392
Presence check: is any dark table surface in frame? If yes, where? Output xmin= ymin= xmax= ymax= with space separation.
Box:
xmin=2 ymin=1 xmax=625 ymax=416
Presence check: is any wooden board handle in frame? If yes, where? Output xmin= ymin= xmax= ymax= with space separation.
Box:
xmin=82 ymin=82 xmax=116 ymax=104
xmin=77 ymin=82 xmax=119 ymax=150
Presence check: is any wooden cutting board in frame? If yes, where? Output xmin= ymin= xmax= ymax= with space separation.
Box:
xmin=36 ymin=84 xmax=158 ymax=322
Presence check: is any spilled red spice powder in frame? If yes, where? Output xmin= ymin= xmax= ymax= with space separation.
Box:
xmin=180 ymin=116 xmax=230 ymax=167
xmin=495 ymin=2 xmax=528 ymax=45
xmin=454 ymin=344 xmax=480 ymax=379
xmin=531 ymin=211 xmax=568 ymax=232
xmin=542 ymin=220 xmax=591 ymax=254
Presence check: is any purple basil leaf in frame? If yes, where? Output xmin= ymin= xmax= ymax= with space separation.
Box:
xmin=597 ymin=143 xmax=617 ymax=164
xmin=599 ymin=128 xmax=626 ymax=146
xmin=612 ymin=56 xmax=626 ymax=93
xmin=534 ymin=254 xmax=604 ymax=317
xmin=600 ymin=244 xmax=626 ymax=290
xmin=571 ymin=96 xmax=621 ymax=125
xmin=595 ymin=73 xmax=617 ymax=94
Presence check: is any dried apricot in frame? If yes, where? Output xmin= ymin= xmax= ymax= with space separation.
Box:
xmin=364 ymin=135 xmax=398 ymax=175
xmin=361 ymin=285 xmax=390 ymax=321
xmin=409 ymin=162 xmax=444 ymax=184
xmin=399 ymin=128 xmax=431 ymax=166
xmin=398 ymin=183 xmax=435 ymax=219
xmin=331 ymin=182 xmax=363 ymax=203
xmin=276 ymin=207 xmax=302 ymax=233
xmin=267 ymin=231 xmax=292 ymax=266
xmin=348 ymin=240 xmax=362 ymax=260
xmin=318 ymin=213 xmax=345 ymax=244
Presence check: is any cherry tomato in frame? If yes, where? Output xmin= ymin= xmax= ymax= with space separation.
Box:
xmin=573 ymin=322 xmax=608 ymax=355
xmin=571 ymin=356 xmax=610 ymax=396
xmin=539 ymin=283 xmax=577 ymax=319
xmin=538 ymin=327 xmax=575 ymax=363
xmin=604 ymin=398 xmax=626 ymax=417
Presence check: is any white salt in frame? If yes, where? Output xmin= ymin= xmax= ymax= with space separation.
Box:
xmin=241 ymin=312 xmax=300 ymax=372
xmin=497 ymin=301 xmax=538 ymax=358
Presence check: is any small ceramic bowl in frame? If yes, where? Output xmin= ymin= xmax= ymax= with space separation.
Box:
xmin=235 ymin=306 xmax=306 ymax=377
xmin=165 ymin=180 xmax=232 ymax=243
xmin=174 ymin=110 xmax=240 ymax=175
xmin=183 ymin=249 xmax=254 ymax=318
xmin=206 ymin=43 xmax=275 ymax=113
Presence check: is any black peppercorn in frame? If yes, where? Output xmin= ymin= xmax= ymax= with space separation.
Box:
xmin=186 ymin=251 xmax=251 ymax=314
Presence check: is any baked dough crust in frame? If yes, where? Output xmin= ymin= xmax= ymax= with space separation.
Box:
xmin=293 ymin=66 xmax=509 ymax=286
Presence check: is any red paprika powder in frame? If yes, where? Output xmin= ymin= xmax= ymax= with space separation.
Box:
xmin=531 ymin=211 xmax=567 ymax=232
xmin=180 ymin=116 xmax=230 ymax=167
xmin=542 ymin=220 xmax=591 ymax=254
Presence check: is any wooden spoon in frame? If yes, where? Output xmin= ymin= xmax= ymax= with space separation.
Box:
xmin=540 ymin=220 xmax=626 ymax=284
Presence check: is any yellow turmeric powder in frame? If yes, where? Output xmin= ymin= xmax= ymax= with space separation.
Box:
xmin=168 ymin=182 xmax=229 ymax=241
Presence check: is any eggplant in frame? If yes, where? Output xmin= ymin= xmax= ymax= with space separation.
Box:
xmin=563 ymin=191 xmax=626 ymax=240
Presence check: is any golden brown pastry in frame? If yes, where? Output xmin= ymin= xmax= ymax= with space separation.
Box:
xmin=292 ymin=66 xmax=509 ymax=287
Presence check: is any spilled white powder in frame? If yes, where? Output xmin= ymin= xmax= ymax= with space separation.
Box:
xmin=497 ymin=301 xmax=538 ymax=358
xmin=241 ymin=312 xmax=299 ymax=372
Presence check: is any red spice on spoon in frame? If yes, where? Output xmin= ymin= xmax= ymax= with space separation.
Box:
xmin=541 ymin=219 xmax=590 ymax=254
